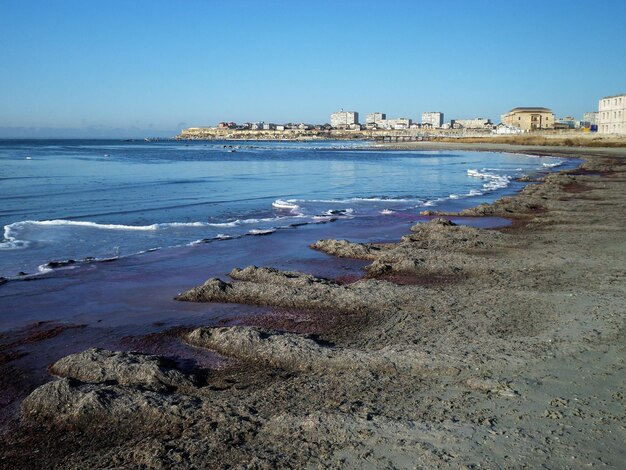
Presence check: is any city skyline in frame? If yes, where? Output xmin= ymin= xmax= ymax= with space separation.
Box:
xmin=1 ymin=0 xmax=625 ymax=138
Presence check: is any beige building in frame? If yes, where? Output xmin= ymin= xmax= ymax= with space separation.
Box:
xmin=501 ymin=107 xmax=554 ymax=131
xmin=597 ymin=94 xmax=626 ymax=134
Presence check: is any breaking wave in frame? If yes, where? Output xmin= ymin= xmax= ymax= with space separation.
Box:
xmin=467 ymin=168 xmax=512 ymax=193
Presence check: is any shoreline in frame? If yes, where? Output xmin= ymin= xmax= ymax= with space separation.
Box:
xmin=1 ymin=143 xmax=625 ymax=468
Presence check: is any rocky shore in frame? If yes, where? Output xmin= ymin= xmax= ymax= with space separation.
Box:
xmin=1 ymin=145 xmax=624 ymax=469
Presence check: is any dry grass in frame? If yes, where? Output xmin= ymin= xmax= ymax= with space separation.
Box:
xmin=432 ymin=135 xmax=626 ymax=147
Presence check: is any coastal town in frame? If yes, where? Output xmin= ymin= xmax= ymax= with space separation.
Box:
xmin=178 ymin=92 xmax=626 ymax=140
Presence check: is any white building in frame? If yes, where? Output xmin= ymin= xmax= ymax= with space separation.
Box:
xmin=422 ymin=112 xmax=444 ymax=128
xmin=330 ymin=110 xmax=359 ymax=128
xmin=378 ymin=118 xmax=412 ymax=130
xmin=598 ymin=94 xmax=626 ymax=134
xmin=583 ymin=112 xmax=598 ymax=125
xmin=366 ymin=112 xmax=386 ymax=125
xmin=451 ymin=118 xmax=492 ymax=129
xmin=494 ymin=123 xmax=523 ymax=135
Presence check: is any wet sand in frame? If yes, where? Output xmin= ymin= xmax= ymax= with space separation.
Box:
xmin=0 ymin=144 xmax=624 ymax=469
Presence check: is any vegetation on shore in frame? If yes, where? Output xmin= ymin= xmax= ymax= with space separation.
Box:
xmin=431 ymin=134 xmax=626 ymax=147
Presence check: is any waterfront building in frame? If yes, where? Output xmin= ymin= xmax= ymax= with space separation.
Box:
xmin=422 ymin=112 xmax=444 ymax=128
xmin=494 ymin=123 xmax=523 ymax=135
xmin=262 ymin=123 xmax=275 ymax=130
xmin=366 ymin=112 xmax=386 ymax=125
xmin=378 ymin=118 xmax=412 ymax=130
xmin=331 ymin=110 xmax=359 ymax=128
xmin=556 ymin=116 xmax=578 ymax=129
xmin=450 ymin=118 xmax=492 ymax=129
xmin=597 ymin=94 xmax=626 ymax=134
xmin=501 ymin=107 xmax=554 ymax=131
xmin=583 ymin=112 xmax=598 ymax=125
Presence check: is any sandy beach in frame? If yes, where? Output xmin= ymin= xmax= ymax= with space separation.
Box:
xmin=1 ymin=143 xmax=624 ymax=469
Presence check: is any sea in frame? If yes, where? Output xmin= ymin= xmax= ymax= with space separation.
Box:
xmin=0 ymin=139 xmax=581 ymax=390
xmin=0 ymin=139 xmax=573 ymax=280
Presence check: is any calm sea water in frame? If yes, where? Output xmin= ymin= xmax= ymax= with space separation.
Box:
xmin=0 ymin=140 xmax=573 ymax=279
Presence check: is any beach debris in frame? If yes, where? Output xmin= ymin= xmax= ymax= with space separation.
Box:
xmin=311 ymin=218 xmax=509 ymax=278
xmin=186 ymin=326 xmax=460 ymax=376
xmin=465 ymin=377 xmax=518 ymax=397
xmin=50 ymin=348 xmax=198 ymax=392
xmin=419 ymin=172 xmax=594 ymax=219
xmin=22 ymin=377 xmax=203 ymax=424
xmin=21 ymin=349 xmax=211 ymax=426
xmin=176 ymin=266 xmax=407 ymax=314
xmin=310 ymin=239 xmax=383 ymax=260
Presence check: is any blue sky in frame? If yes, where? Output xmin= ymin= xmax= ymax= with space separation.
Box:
xmin=1 ymin=0 xmax=625 ymax=137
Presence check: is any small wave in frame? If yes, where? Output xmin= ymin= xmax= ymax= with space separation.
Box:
xmin=542 ymin=161 xmax=563 ymax=168
xmin=15 ymin=219 xmax=162 ymax=231
xmin=272 ymin=199 xmax=301 ymax=212
xmin=467 ymin=169 xmax=489 ymax=178
xmin=286 ymin=196 xmax=417 ymax=204
xmin=467 ymin=168 xmax=511 ymax=192
xmin=248 ymin=228 xmax=276 ymax=235
xmin=207 ymin=220 xmax=241 ymax=228
xmin=188 ymin=238 xmax=210 ymax=246
xmin=5 ymin=217 xmax=293 ymax=236
xmin=380 ymin=209 xmax=395 ymax=215
xmin=0 ymin=239 xmax=30 ymax=250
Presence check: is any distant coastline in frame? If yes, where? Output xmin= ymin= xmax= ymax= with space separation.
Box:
xmin=176 ymin=127 xmax=626 ymax=147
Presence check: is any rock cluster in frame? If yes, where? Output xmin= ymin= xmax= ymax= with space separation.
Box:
xmin=186 ymin=326 xmax=459 ymax=375
xmin=22 ymin=349 xmax=202 ymax=424
xmin=51 ymin=348 xmax=197 ymax=391
xmin=176 ymin=265 xmax=409 ymax=315
xmin=312 ymin=217 xmax=510 ymax=276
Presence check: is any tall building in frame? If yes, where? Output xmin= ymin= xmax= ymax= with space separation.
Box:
xmin=501 ymin=107 xmax=554 ymax=131
xmin=597 ymin=94 xmax=626 ymax=134
xmin=366 ymin=112 xmax=386 ymax=125
xmin=422 ymin=112 xmax=444 ymax=128
xmin=330 ymin=110 xmax=359 ymax=128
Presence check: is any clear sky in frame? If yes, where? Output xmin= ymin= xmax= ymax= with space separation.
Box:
xmin=1 ymin=0 xmax=625 ymax=138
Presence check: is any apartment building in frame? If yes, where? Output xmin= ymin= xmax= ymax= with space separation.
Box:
xmin=598 ymin=94 xmax=626 ymax=134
